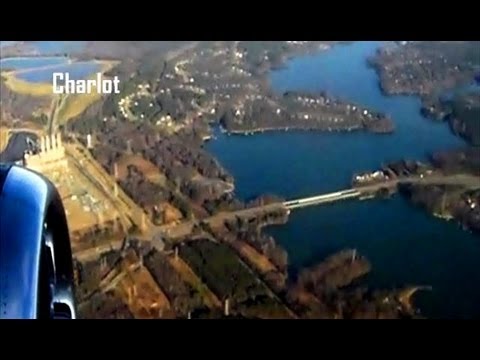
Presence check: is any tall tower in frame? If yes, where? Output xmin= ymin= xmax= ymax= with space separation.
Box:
xmin=56 ymin=133 xmax=62 ymax=148
xmin=40 ymin=136 xmax=46 ymax=153
xmin=87 ymin=134 xmax=93 ymax=149
xmin=224 ymin=298 xmax=230 ymax=317
xmin=45 ymin=135 xmax=51 ymax=152
xmin=113 ymin=162 xmax=119 ymax=179
xmin=140 ymin=212 xmax=147 ymax=232
xmin=51 ymin=133 xmax=57 ymax=149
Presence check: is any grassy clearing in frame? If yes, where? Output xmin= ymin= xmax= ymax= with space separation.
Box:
xmin=53 ymin=60 xmax=120 ymax=125
xmin=1 ymin=72 xmax=53 ymax=97
xmin=3 ymin=59 xmax=120 ymax=128
xmin=116 ymin=266 xmax=173 ymax=319
xmin=0 ymin=127 xmax=9 ymax=152
xmin=54 ymin=92 xmax=103 ymax=125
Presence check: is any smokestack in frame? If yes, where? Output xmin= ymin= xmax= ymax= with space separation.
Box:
xmin=141 ymin=212 xmax=146 ymax=232
xmin=224 ymin=298 xmax=230 ymax=317
xmin=98 ymin=211 xmax=104 ymax=225
xmin=87 ymin=134 xmax=92 ymax=149
xmin=100 ymin=257 xmax=107 ymax=272
xmin=128 ymin=286 xmax=132 ymax=304
xmin=56 ymin=133 xmax=62 ymax=148
xmin=113 ymin=162 xmax=119 ymax=179
xmin=45 ymin=135 xmax=51 ymax=152
xmin=51 ymin=134 xmax=57 ymax=149
xmin=40 ymin=136 xmax=46 ymax=153
xmin=113 ymin=218 xmax=119 ymax=234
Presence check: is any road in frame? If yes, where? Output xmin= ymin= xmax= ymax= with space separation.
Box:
xmin=150 ymin=172 xmax=480 ymax=240
xmin=285 ymin=173 xmax=480 ymax=209
xmin=74 ymin=240 xmax=124 ymax=263
xmin=74 ymin=172 xmax=479 ymax=260
xmin=142 ymin=202 xmax=286 ymax=242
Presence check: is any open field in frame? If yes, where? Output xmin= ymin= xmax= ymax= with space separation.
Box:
xmin=3 ymin=60 xmax=120 ymax=132
xmin=0 ymin=127 xmax=9 ymax=152
xmin=54 ymin=92 xmax=103 ymax=126
xmin=45 ymin=161 xmax=121 ymax=235
xmin=1 ymin=72 xmax=54 ymax=96
xmin=52 ymin=60 xmax=120 ymax=127
xmin=116 ymin=267 xmax=173 ymax=318
xmin=65 ymin=140 xmax=151 ymax=233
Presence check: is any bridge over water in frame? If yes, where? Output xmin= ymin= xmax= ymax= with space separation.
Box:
xmin=73 ymin=173 xmax=480 ymax=260
xmin=284 ymin=189 xmax=362 ymax=209
xmin=283 ymin=174 xmax=480 ymax=210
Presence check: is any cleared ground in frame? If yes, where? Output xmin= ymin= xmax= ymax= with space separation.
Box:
xmin=114 ymin=250 xmax=173 ymax=318
xmin=65 ymin=140 xmax=150 ymax=232
xmin=0 ymin=127 xmax=9 ymax=152
xmin=46 ymin=162 xmax=120 ymax=235
xmin=1 ymin=72 xmax=54 ymax=97
xmin=51 ymin=61 xmax=120 ymax=129
xmin=115 ymin=266 xmax=173 ymax=319
xmin=54 ymin=92 xmax=103 ymax=126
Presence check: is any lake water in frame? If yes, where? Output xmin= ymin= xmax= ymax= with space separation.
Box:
xmin=206 ymin=41 xmax=480 ymax=319
xmin=15 ymin=61 xmax=102 ymax=83
xmin=0 ymin=56 xmax=68 ymax=71
xmin=30 ymin=41 xmax=86 ymax=55
xmin=0 ymin=41 xmax=18 ymax=48
xmin=0 ymin=41 xmax=86 ymax=55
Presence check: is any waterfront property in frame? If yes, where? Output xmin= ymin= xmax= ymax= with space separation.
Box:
xmin=206 ymin=41 xmax=480 ymax=319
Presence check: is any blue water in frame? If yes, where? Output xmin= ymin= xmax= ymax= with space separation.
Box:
xmin=16 ymin=61 xmax=102 ymax=83
xmin=0 ymin=56 xmax=68 ymax=71
xmin=30 ymin=41 xmax=86 ymax=55
xmin=206 ymin=41 xmax=480 ymax=319
xmin=0 ymin=41 xmax=17 ymax=48
xmin=0 ymin=41 xmax=85 ymax=56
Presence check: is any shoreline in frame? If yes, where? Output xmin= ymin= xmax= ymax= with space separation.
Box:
xmin=1 ymin=59 xmax=120 ymax=97
xmin=16 ymin=41 xmax=476 ymax=318
xmin=203 ymin=42 xmax=479 ymax=317
xmin=223 ymin=124 xmax=379 ymax=136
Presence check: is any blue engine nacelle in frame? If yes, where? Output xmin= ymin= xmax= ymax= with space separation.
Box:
xmin=0 ymin=164 xmax=76 ymax=319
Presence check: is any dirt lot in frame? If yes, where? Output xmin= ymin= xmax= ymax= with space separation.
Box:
xmin=115 ymin=265 xmax=174 ymax=319
xmin=47 ymin=163 xmax=120 ymax=234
